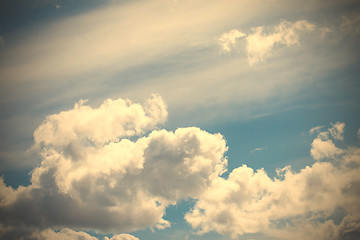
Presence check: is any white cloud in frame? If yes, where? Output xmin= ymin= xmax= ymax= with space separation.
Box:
xmin=33 ymin=94 xmax=167 ymax=148
xmin=217 ymin=20 xmax=317 ymax=65
xmin=329 ymin=122 xmax=345 ymax=140
xmin=185 ymin=123 xmax=360 ymax=239
xmin=218 ymin=30 xmax=246 ymax=54
xmin=246 ymin=20 xmax=316 ymax=65
xmin=310 ymin=123 xmax=345 ymax=161
xmin=250 ymin=147 xmax=265 ymax=154
xmin=310 ymin=138 xmax=343 ymax=161
xmin=309 ymin=125 xmax=324 ymax=135
xmin=0 ymin=95 xmax=228 ymax=238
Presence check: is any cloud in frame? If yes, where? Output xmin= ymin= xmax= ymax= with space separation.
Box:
xmin=218 ymin=20 xmax=317 ymax=65
xmin=218 ymin=30 xmax=246 ymax=54
xmin=31 ymin=228 xmax=98 ymax=240
xmin=309 ymin=125 xmax=324 ymax=135
xmin=30 ymin=228 xmax=140 ymax=240
xmin=250 ymin=147 xmax=265 ymax=155
xmin=185 ymin=123 xmax=360 ymax=239
xmin=310 ymin=122 xmax=345 ymax=161
xmin=33 ymin=94 xmax=167 ymax=148
xmin=0 ymin=95 xmax=228 ymax=239
xmin=105 ymin=234 xmax=140 ymax=240
xmin=246 ymin=20 xmax=316 ymax=65
xmin=328 ymin=122 xmax=345 ymax=140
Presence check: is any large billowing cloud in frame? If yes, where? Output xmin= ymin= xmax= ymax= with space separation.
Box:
xmin=185 ymin=123 xmax=360 ymax=239
xmin=1 ymin=95 xmax=359 ymax=240
xmin=0 ymin=95 xmax=227 ymax=239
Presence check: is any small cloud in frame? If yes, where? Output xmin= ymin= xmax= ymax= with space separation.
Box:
xmin=329 ymin=122 xmax=345 ymax=141
xmin=218 ymin=29 xmax=246 ymax=54
xmin=250 ymin=147 xmax=266 ymax=154
xmin=310 ymin=138 xmax=343 ymax=161
xmin=218 ymin=19 xmax=318 ymax=65
xmin=310 ymin=122 xmax=345 ymax=161
xmin=246 ymin=20 xmax=316 ymax=65
xmin=309 ymin=125 xmax=324 ymax=135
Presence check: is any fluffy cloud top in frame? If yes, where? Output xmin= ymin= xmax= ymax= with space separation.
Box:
xmin=0 ymin=96 xmax=227 ymax=239
xmin=310 ymin=122 xmax=345 ymax=161
xmin=33 ymin=94 xmax=167 ymax=148
xmin=185 ymin=123 xmax=360 ymax=239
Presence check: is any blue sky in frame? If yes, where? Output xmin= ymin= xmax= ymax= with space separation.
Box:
xmin=0 ymin=0 xmax=360 ymax=240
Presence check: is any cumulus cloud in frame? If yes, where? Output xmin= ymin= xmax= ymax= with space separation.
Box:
xmin=33 ymin=94 xmax=167 ymax=148
xmin=1 ymin=94 xmax=359 ymax=240
xmin=0 ymin=95 xmax=227 ymax=239
xmin=218 ymin=20 xmax=317 ymax=65
xmin=185 ymin=123 xmax=360 ymax=239
xmin=329 ymin=122 xmax=345 ymax=140
xmin=310 ymin=122 xmax=345 ymax=161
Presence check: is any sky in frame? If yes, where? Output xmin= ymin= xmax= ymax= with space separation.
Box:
xmin=0 ymin=0 xmax=360 ymax=239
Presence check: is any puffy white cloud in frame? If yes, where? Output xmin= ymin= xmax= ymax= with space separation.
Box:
xmin=218 ymin=20 xmax=317 ymax=65
xmin=310 ymin=122 xmax=345 ymax=161
xmin=218 ymin=30 xmax=246 ymax=54
xmin=0 ymin=95 xmax=227 ymax=238
xmin=185 ymin=123 xmax=360 ymax=239
xmin=33 ymin=94 xmax=167 ymax=148
xmin=246 ymin=20 xmax=316 ymax=65
xmin=310 ymin=138 xmax=343 ymax=161
xmin=329 ymin=122 xmax=345 ymax=140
